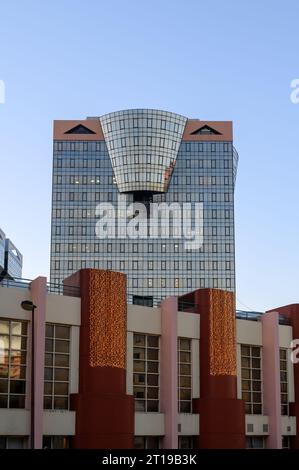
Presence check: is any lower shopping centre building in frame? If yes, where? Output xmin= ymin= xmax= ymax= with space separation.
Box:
xmin=0 ymin=269 xmax=299 ymax=449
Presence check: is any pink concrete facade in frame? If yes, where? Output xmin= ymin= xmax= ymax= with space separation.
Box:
xmin=160 ymin=297 xmax=178 ymax=449
xmin=30 ymin=277 xmax=47 ymax=449
xmin=261 ymin=311 xmax=282 ymax=449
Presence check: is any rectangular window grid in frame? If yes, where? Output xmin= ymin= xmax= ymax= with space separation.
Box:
xmin=133 ymin=334 xmax=159 ymax=412
xmin=241 ymin=345 xmax=262 ymax=415
xmin=280 ymin=348 xmax=288 ymax=416
xmin=44 ymin=323 xmax=70 ymax=410
xmin=0 ymin=319 xmax=27 ymax=409
xmin=178 ymin=337 xmax=192 ymax=413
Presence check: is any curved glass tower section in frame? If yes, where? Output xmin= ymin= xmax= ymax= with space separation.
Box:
xmin=100 ymin=109 xmax=187 ymax=193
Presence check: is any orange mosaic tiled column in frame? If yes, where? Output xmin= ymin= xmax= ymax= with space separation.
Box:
xmin=181 ymin=288 xmax=245 ymax=449
xmin=66 ymin=269 xmax=134 ymax=449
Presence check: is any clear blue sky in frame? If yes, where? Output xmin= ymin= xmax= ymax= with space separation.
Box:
xmin=0 ymin=0 xmax=298 ymax=312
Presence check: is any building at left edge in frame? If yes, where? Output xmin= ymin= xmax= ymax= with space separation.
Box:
xmin=0 ymin=228 xmax=23 ymax=280
xmin=0 ymin=268 xmax=298 ymax=450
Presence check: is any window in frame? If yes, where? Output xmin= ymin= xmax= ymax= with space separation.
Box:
xmin=282 ymin=436 xmax=291 ymax=449
xmin=134 ymin=436 xmax=161 ymax=449
xmin=246 ymin=436 xmax=265 ymax=449
xmin=0 ymin=436 xmax=27 ymax=449
xmin=148 ymin=278 xmax=153 ymax=288
xmin=280 ymin=349 xmax=288 ymax=415
xmin=133 ymin=334 xmax=159 ymax=412
xmin=178 ymin=338 xmax=192 ymax=413
xmin=241 ymin=345 xmax=262 ymax=414
xmin=120 ymin=260 xmax=125 ymax=271
xmin=42 ymin=436 xmax=70 ymax=449
xmin=178 ymin=436 xmax=196 ymax=449
xmin=132 ymin=261 xmax=138 ymax=270
xmin=0 ymin=319 xmax=27 ymax=409
xmin=174 ymin=278 xmax=180 ymax=288
xmin=148 ymin=261 xmax=153 ymax=270
xmin=44 ymin=324 xmax=70 ymax=410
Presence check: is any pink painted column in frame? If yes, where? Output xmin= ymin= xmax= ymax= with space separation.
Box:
xmin=261 ymin=311 xmax=282 ymax=448
xmin=30 ymin=276 xmax=47 ymax=449
xmin=160 ymin=296 xmax=178 ymax=449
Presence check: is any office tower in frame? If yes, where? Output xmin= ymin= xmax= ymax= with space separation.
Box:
xmin=51 ymin=109 xmax=238 ymax=303
xmin=0 ymin=228 xmax=23 ymax=280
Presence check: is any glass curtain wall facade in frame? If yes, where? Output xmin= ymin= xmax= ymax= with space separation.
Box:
xmin=0 ymin=229 xmax=5 ymax=273
xmin=50 ymin=109 xmax=238 ymax=302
